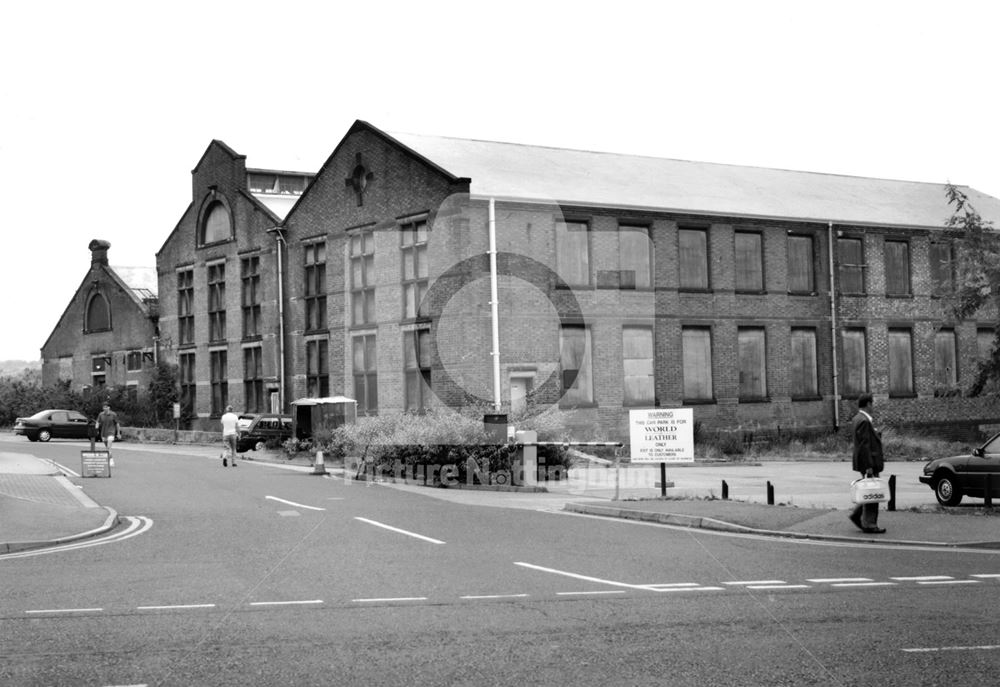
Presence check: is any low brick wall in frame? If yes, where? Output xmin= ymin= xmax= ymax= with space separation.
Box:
xmin=119 ymin=426 xmax=222 ymax=445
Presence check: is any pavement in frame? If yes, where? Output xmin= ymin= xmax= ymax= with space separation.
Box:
xmin=2 ymin=436 xmax=999 ymax=553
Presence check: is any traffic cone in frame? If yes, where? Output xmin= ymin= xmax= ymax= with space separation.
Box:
xmin=311 ymin=450 xmax=328 ymax=476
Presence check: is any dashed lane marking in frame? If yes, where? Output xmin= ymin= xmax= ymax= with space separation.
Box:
xmin=352 ymin=597 xmax=428 ymax=603
xmin=136 ymin=604 xmax=216 ymax=611
xmin=890 ymin=576 xmax=953 ymax=582
xmin=903 ymin=644 xmax=1000 ymax=653
xmin=460 ymin=594 xmax=529 ymax=600
xmin=26 ymin=608 xmax=103 ymax=614
xmin=725 ymin=580 xmax=787 ymax=586
xmin=916 ymin=579 xmax=980 ymax=585
xmin=831 ymin=581 xmax=897 ymax=587
xmin=354 ymin=517 xmax=445 ymax=544
xmin=265 ymin=495 xmax=326 ymax=511
xmin=249 ymin=600 xmax=324 ymax=607
xmin=807 ymin=578 xmax=872 ymax=583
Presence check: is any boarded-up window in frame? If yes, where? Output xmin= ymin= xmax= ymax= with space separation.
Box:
xmin=929 ymin=242 xmax=954 ymax=296
xmin=934 ymin=330 xmax=958 ymax=387
xmin=560 ymin=325 xmax=593 ymax=406
xmin=678 ymin=228 xmax=709 ymax=289
xmin=838 ymin=237 xmax=864 ymax=294
xmin=884 ymin=240 xmax=911 ymax=295
xmin=555 ymin=221 xmax=590 ymax=286
xmin=619 ymin=226 xmax=652 ymax=289
xmin=735 ymin=231 xmax=763 ymax=291
xmin=888 ymin=329 xmax=914 ymax=396
xmin=682 ymin=327 xmax=713 ymax=400
xmin=790 ymin=328 xmax=818 ymax=397
xmin=622 ymin=327 xmax=654 ymax=405
xmin=841 ymin=329 xmax=868 ymax=397
xmin=738 ymin=327 xmax=767 ymax=399
xmin=86 ymin=294 xmax=110 ymax=332
xmin=787 ymin=234 xmax=815 ymax=293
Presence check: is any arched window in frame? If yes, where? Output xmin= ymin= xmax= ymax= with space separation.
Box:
xmin=86 ymin=293 xmax=111 ymax=332
xmin=198 ymin=192 xmax=233 ymax=246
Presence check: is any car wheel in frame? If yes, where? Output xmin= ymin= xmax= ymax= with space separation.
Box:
xmin=255 ymin=441 xmax=266 ymax=452
xmin=935 ymin=473 xmax=963 ymax=506
xmin=38 ymin=429 xmax=52 ymax=442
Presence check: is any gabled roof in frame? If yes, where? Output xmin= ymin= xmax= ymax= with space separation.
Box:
xmin=387 ymin=130 xmax=1000 ymax=229
xmin=111 ymin=266 xmax=157 ymax=302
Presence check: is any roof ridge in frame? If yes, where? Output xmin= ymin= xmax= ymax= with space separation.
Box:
xmin=389 ymin=129 xmax=959 ymax=188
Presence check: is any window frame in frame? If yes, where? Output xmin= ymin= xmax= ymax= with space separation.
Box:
xmin=353 ymin=334 xmax=378 ymax=416
xmin=837 ymin=236 xmax=865 ymax=295
xmin=85 ymin=293 xmax=112 ymax=333
xmin=306 ymin=338 xmax=329 ymax=399
xmin=681 ymin=326 xmax=714 ymax=402
xmin=555 ymin=220 xmax=592 ymax=288
xmin=737 ymin=326 xmax=768 ymax=401
xmin=888 ymin=327 xmax=915 ymax=397
xmin=787 ymin=233 xmax=816 ymax=294
xmin=734 ymin=230 xmax=765 ymax=293
xmin=400 ymin=219 xmax=429 ymax=320
xmin=210 ymin=349 xmax=228 ymax=416
xmin=244 ymin=346 xmax=264 ymax=413
xmin=241 ymin=255 xmax=261 ymax=339
xmin=618 ymin=224 xmax=653 ymax=290
xmin=403 ymin=328 xmax=432 ymax=413
xmin=350 ymin=229 xmax=375 ymax=326
xmin=884 ymin=238 xmax=912 ymax=297
xmin=933 ymin=329 xmax=959 ymax=391
xmin=622 ymin=325 xmax=655 ymax=406
xmin=304 ymin=241 xmax=327 ymax=332
xmin=559 ymin=325 xmax=595 ymax=407
xmin=177 ymin=268 xmax=195 ymax=346
xmin=207 ymin=261 xmax=226 ymax=343
xmin=678 ymin=227 xmax=710 ymax=291
xmin=790 ymin=327 xmax=819 ymax=399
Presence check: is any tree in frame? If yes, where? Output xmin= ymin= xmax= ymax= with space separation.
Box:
xmin=944 ymin=183 xmax=1000 ymax=394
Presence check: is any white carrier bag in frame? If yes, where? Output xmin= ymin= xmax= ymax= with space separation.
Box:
xmin=851 ymin=477 xmax=888 ymax=504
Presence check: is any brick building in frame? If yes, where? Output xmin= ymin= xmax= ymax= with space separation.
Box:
xmin=42 ymin=240 xmax=159 ymax=400
xmin=156 ymin=121 xmax=1000 ymax=438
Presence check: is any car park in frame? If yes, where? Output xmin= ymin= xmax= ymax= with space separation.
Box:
xmin=920 ymin=431 xmax=1000 ymax=506
xmin=14 ymin=409 xmax=93 ymax=442
xmin=236 ymin=413 xmax=293 ymax=453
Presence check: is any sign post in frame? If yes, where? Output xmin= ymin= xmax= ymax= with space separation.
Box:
xmin=629 ymin=408 xmax=695 ymax=496
xmin=173 ymin=402 xmax=181 ymax=444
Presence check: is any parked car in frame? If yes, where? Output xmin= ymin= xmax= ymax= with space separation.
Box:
xmin=236 ymin=413 xmax=293 ymax=453
xmin=14 ymin=409 xmax=92 ymax=442
xmin=920 ymin=431 xmax=1000 ymax=506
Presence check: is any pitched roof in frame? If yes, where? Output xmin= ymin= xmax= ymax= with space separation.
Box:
xmin=387 ymin=130 xmax=1000 ymax=229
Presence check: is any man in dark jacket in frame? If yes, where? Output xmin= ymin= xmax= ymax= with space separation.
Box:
xmin=849 ymin=393 xmax=885 ymax=533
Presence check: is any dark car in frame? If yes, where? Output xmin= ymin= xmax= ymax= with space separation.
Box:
xmin=236 ymin=413 xmax=293 ymax=453
xmin=920 ymin=431 xmax=1000 ymax=506
xmin=14 ymin=409 xmax=92 ymax=442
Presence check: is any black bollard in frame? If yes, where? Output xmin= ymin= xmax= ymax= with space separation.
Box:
xmin=986 ymin=474 xmax=993 ymax=508
xmin=888 ymin=474 xmax=896 ymax=512
xmin=722 ymin=479 xmax=729 ymax=500
xmin=766 ymin=480 xmax=775 ymax=505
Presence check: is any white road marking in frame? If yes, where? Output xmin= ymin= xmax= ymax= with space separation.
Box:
xmin=644 ymin=583 xmax=701 ymax=589
xmin=831 ymin=582 xmax=897 ymax=587
xmin=51 ymin=460 xmax=80 ymax=477
xmin=903 ymin=644 xmax=1000 ymax=653
xmin=136 ymin=604 xmax=216 ymax=611
xmin=746 ymin=584 xmax=811 ymax=590
xmin=26 ymin=608 xmax=103 ymax=614
xmin=890 ymin=575 xmax=952 ymax=582
xmin=556 ymin=590 xmax=626 ymax=596
xmin=277 ymin=511 xmax=301 ymax=517
xmin=249 ymin=600 xmax=324 ymax=606
xmin=352 ymin=597 xmax=427 ymax=603
xmin=354 ymin=517 xmax=445 ymax=544
xmin=265 ymin=495 xmax=326 ymax=511
xmin=460 ymin=594 xmax=529 ymax=600
xmin=808 ymin=578 xmax=872 ymax=583
xmin=0 ymin=516 xmax=153 ymax=560
xmin=916 ymin=579 xmax=980 ymax=585
xmin=725 ymin=580 xmax=786 ymax=585
xmin=514 ymin=562 xmax=648 ymax=591
xmin=654 ymin=586 xmax=726 ymax=592
xmin=971 ymin=574 xmax=1000 ymax=579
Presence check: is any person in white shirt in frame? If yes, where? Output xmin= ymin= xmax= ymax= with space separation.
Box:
xmin=220 ymin=405 xmax=239 ymax=467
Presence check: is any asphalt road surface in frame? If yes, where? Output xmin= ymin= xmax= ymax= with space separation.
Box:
xmin=3 ymin=440 xmax=1000 ymax=686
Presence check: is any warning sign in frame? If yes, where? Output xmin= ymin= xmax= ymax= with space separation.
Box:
xmin=81 ymin=450 xmax=111 ymax=478
xmin=629 ymin=408 xmax=694 ymax=463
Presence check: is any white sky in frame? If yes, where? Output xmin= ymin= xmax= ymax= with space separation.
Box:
xmin=2 ymin=0 xmax=998 ymax=361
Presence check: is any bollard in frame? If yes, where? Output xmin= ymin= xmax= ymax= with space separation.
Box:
xmin=986 ymin=474 xmax=994 ymax=508
xmin=887 ymin=474 xmax=896 ymax=511
xmin=766 ymin=481 xmax=775 ymax=505
xmin=311 ymin=450 xmax=328 ymax=476
xmin=660 ymin=463 xmax=667 ymax=497
xmin=721 ymin=479 xmax=729 ymax=500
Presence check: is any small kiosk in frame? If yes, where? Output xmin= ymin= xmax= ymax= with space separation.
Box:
xmin=291 ymin=396 xmax=358 ymax=440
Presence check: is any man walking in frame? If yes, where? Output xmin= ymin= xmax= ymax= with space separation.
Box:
xmin=849 ymin=393 xmax=885 ymax=534
xmin=220 ymin=405 xmax=239 ymax=467
xmin=95 ymin=403 xmax=119 ymax=468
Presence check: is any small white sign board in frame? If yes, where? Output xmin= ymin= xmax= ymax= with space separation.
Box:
xmin=629 ymin=408 xmax=694 ymax=463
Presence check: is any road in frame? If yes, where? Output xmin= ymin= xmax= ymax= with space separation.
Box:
xmin=2 ymin=439 xmax=999 ymax=686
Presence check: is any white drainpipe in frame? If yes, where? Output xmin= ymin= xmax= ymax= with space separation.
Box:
xmin=488 ymin=198 xmax=502 ymax=412
xmin=828 ymin=221 xmax=840 ymax=430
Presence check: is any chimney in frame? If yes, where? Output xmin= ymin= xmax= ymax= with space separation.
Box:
xmin=89 ymin=239 xmax=111 ymax=266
